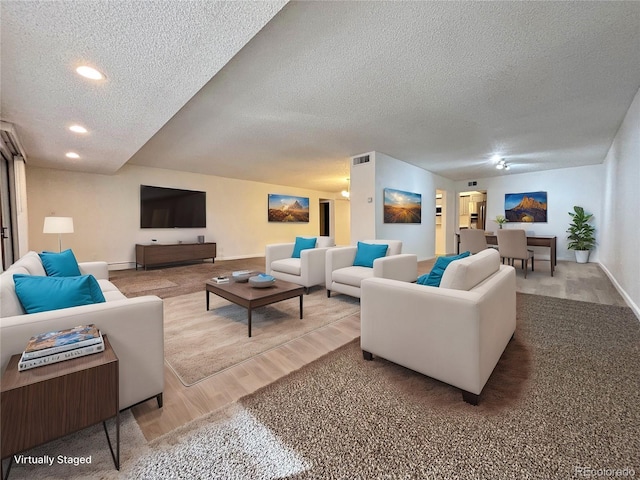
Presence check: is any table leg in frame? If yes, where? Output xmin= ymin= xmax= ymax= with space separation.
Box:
xmin=299 ymin=294 xmax=303 ymax=319
xmin=2 ymin=457 xmax=13 ymax=480
xmin=206 ymin=290 xmax=210 ymax=310
xmin=103 ymin=412 xmax=120 ymax=470
xmin=248 ymin=308 xmax=252 ymax=337
xmin=551 ymin=240 xmax=556 ymax=276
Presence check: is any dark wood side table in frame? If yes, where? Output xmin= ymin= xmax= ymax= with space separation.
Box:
xmin=1 ymin=335 xmax=119 ymax=479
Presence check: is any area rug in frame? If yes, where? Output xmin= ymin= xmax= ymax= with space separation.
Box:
xmin=6 ymin=294 xmax=640 ymax=479
xmin=163 ymin=288 xmax=360 ymax=386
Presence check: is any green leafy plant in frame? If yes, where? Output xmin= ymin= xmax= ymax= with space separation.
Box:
xmin=495 ymin=215 xmax=508 ymax=229
xmin=567 ymin=206 xmax=596 ymax=251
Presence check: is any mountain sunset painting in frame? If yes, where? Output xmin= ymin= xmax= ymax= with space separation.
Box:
xmin=268 ymin=194 xmax=310 ymax=222
xmin=505 ymin=191 xmax=547 ymax=222
xmin=383 ymin=188 xmax=422 ymax=224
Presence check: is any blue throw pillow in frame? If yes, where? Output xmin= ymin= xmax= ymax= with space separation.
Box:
xmin=13 ymin=274 xmax=106 ymax=314
xmin=353 ymin=242 xmax=389 ymax=268
xmin=292 ymin=237 xmax=317 ymax=258
xmin=417 ymin=251 xmax=471 ymax=287
xmin=39 ymin=249 xmax=81 ymax=277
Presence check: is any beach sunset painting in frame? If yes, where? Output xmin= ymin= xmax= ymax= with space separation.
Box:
xmin=268 ymin=194 xmax=310 ymax=222
xmin=383 ymin=188 xmax=422 ymax=224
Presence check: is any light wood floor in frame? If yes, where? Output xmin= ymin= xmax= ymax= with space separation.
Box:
xmin=131 ymin=257 xmax=628 ymax=440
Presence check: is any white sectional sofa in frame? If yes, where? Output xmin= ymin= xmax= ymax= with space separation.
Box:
xmin=1 ymin=251 xmax=164 ymax=410
xmin=360 ymin=248 xmax=516 ymax=404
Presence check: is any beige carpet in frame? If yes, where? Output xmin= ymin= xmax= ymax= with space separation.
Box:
xmin=163 ymin=288 xmax=360 ymax=386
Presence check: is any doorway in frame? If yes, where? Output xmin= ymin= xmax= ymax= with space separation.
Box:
xmin=319 ymin=199 xmax=330 ymax=237
xmin=0 ymin=153 xmax=15 ymax=270
xmin=435 ymin=190 xmax=446 ymax=256
xmin=458 ymin=190 xmax=487 ymax=231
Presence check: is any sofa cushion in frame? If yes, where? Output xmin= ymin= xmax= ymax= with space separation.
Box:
xmin=13 ymin=274 xmax=106 ymax=314
xmin=39 ymin=249 xmax=81 ymax=277
xmin=418 ymin=251 xmax=471 ymax=287
xmin=271 ymin=258 xmax=302 ymax=276
xmin=97 ymin=279 xmax=121 ymax=293
xmin=353 ymin=242 xmax=388 ymax=268
xmin=11 ymin=251 xmax=47 ymax=276
xmin=292 ymin=237 xmax=317 ymax=258
xmin=332 ymin=266 xmax=374 ymax=287
xmin=316 ymin=236 xmax=335 ymax=248
xmin=440 ymin=248 xmax=500 ymax=291
xmin=0 ymin=268 xmax=28 ymax=317
xmin=103 ymin=290 xmax=128 ymax=302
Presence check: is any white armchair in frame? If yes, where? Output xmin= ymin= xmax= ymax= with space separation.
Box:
xmin=266 ymin=236 xmax=335 ymax=292
xmin=360 ymin=248 xmax=516 ymax=405
xmin=325 ymin=240 xmax=417 ymax=299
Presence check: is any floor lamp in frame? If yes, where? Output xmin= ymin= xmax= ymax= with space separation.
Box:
xmin=43 ymin=217 xmax=74 ymax=252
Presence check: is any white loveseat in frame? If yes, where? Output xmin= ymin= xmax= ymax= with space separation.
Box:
xmin=360 ymin=248 xmax=516 ymax=404
xmin=325 ymin=240 xmax=418 ymax=298
xmin=0 ymin=251 xmax=164 ymax=410
xmin=266 ymin=236 xmax=335 ymax=291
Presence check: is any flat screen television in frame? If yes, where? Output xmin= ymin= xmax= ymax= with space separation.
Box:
xmin=140 ymin=185 xmax=206 ymax=228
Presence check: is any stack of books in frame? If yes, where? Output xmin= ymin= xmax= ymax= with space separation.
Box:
xmin=18 ymin=324 xmax=104 ymax=371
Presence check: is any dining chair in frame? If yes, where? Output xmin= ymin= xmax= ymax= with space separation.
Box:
xmin=459 ymin=229 xmax=489 ymax=254
xmin=496 ymin=229 xmax=534 ymax=278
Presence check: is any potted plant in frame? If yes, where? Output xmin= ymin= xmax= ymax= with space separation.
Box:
xmin=495 ymin=215 xmax=508 ymax=229
xmin=567 ymin=206 xmax=595 ymax=263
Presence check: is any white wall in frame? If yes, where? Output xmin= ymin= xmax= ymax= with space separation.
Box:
xmin=455 ymin=165 xmax=605 ymax=262
xmin=333 ymin=198 xmax=351 ymax=246
xmin=26 ymin=164 xmax=345 ymax=268
xmin=375 ymin=152 xmax=437 ymax=261
xmin=601 ymin=87 xmax=640 ymax=317
xmin=349 ymin=152 xmax=376 ymax=241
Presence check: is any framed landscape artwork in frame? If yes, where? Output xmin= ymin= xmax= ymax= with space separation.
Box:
xmin=383 ymin=188 xmax=422 ymax=224
xmin=504 ymin=191 xmax=547 ymax=223
xmin=268 ymin=194 xmax=310 ymax=222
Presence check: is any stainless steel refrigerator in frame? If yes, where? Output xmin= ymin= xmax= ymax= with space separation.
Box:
xmin=470 ymin=202 xmax=486 ymax=230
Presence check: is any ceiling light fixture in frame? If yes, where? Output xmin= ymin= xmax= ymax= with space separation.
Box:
xmin=69 ymin=125 xmax=88 ymax=134
xmin=495 ymin=159 xmax=510 ymax=170
xmin=76 ymin=65 xmax=105 ymax=80
xmin=65 ymin=152 xmax=80 ymax=159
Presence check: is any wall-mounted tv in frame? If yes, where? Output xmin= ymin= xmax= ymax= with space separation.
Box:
xmin=140 ymin=185 xmax=206 ymax=228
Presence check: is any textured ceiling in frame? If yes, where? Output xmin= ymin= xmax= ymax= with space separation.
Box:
xmin=0 ymin=0 xmax=286 ymax=174
xmin=2 ymin=1 xmax=639 ymax=192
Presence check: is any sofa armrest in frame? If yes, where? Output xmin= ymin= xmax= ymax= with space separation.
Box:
xmin=325 ymin=246 xmax=357 ymax=286
xmin=1 ymin=296 xmax=164 ymax=410
xmin=300 ymin=247 xmax=331 ymax=286
xmin=79 ymin=261 xmax=109 ymax=280
xmin=372 ymin=254 xmax=418 ymax=282
xmin=265 ymin=243 xmax=294 ymax=274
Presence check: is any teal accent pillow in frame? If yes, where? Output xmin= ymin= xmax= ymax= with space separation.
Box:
xmin=13 ymin=274 xmax=106 ymax=314
xmin=417 ymin=251 xmax=471 ymax=287
xmin=292 ymin=237 xmax=317 ymax=258
xmin=353 ymin=242 xmax=388 ymax=268
xmin=39 ymin=249 xmax=81 ymax=277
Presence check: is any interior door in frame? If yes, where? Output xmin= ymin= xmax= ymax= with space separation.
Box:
xmin=0 ymin=153 xmax=15 ymax=270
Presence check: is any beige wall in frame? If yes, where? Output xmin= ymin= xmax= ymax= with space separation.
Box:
xmin=26 ymin=164 xmax=348 ymax=268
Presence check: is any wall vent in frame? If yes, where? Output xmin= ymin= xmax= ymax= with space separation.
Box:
xmin=352 ymin=155 xmax=370 ymax=166
xmin=467 ymin=181 xmax=477 ymax=187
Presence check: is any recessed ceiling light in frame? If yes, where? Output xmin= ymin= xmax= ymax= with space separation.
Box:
xmin=65 ymin=152 xmax=80 ymax=159
xmin=491 ymin=154 xmax=502 ymax=163
xmin=76 ymin=66 xmax=104 ymax=80
xmin=69 ymin=125 xmax=88 ymax=134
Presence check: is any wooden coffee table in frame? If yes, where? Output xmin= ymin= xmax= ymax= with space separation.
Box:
xmin=205 ymin=277 xmax=305 ymax=337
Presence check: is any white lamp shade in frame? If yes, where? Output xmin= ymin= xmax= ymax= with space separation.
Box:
xmin=43 ymin=217 xmax=74 ymax=234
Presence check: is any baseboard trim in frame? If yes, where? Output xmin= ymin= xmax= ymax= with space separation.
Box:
xmin=598 ymin=262 xmax=640 ymax=321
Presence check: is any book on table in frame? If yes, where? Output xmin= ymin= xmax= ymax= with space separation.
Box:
xmin=22 ymin=324 xmax=102 ymax=360
xmin=212 ymin=276 xmax=229 ymax=284
xmin=18 ymin=338 xmax=105 ymax=371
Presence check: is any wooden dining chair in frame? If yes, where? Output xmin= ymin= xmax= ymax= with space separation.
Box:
xmin=496 ymin=229 xmax=534 ymax=278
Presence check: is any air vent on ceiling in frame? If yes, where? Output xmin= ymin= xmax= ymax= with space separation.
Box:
xmin=0 ymin=121 xmax=27 ymax=161
xmin=352 ymin=155 xmax=370 ymax=166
